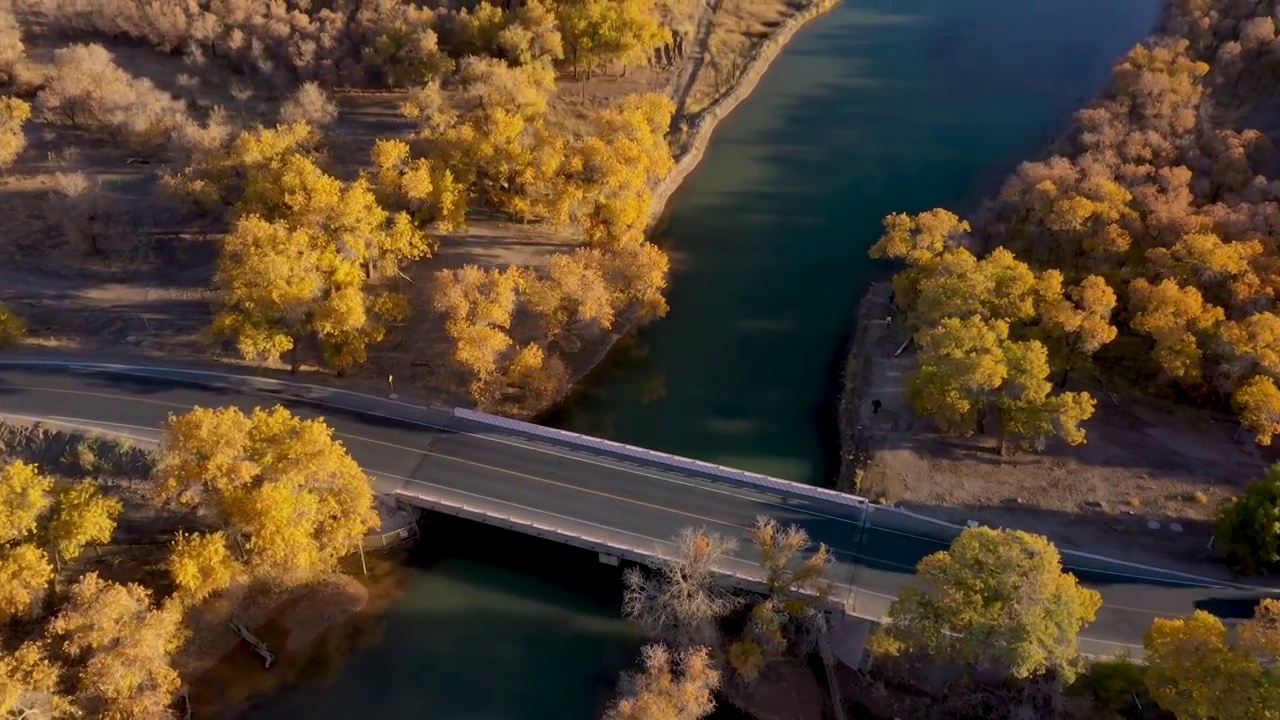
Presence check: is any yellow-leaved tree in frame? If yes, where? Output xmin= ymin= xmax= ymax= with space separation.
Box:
xmin=523 ymin=249 xmax=616 ymax=344
xmin=729 ymin=517 xmax=833 ymax=683
xmin=45 ymin=482 xmax=124 ymax=568
xmin=153 ymin=405 xmax=378 ymax=583
xmin=432 ymin=264 xmax=527 ymax=402
xmin=1233 ymin=375 xmax=1280 ymax=447
xmin=429 ymin=58 xmax=569 ymax=223
xmin=870 ymin=527 xmax=1101 ymax=681
xmin=571 ymin=93 xmax=675 ymax=247
xmin=556 ymin=0 xmax=670 ymax=80
xmin=167 ymin=530 xmax=241 ymax=604
xmin=0 ymin=460 xmax=52 ymax=543
xmin=162 ymin=121 xmax=320 ymax=213
xmin=210 ymin=141 xmax=433 ymax=370
xmin=368 ymin=137 xmax=466 ymax=232
xmin=1143 ymin=600 xmax=1280 ymax=720
xmin=1128 ymin=277 xmax=1225 ymax=384
xmin=46 ymin=572 xmax=185 ymax=720
xmin=910 ymin=316 xmax=1096 ymax=452
xmin=0 ymin=542 xmax=52 ymax=621
xmin=869 ymin=209 xmax=971 ymax=312
xmin=0 ymin=460 xmax=121 ymax=618
xmin=603 ymin=644 xmax=720 ymax=720
xmin=0 ymin=96 xmax=30 ymax=168
xmin=0 ymin=642 xmax=74 ymax=720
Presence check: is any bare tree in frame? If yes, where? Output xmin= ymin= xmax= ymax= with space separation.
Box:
xmin=729 ymin=517 xmax=835 ymax=684
xmin=278 ymin=81 xmax=338 ymax=128
xmin=752 ymin=515 xmax=835 ymax=601
xmin=167 ymin=106 xmax=235 ymax=166
xmin=36 ymin=44 xmax=190 ymax=154
xmin=604 ymin=644 xmax=720 ymax=720
xmin=623 ymin=526 xmax=740 ymax=649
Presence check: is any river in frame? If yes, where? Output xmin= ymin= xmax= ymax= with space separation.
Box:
xmin=245 ymin=0 xmax=1161 ymax=717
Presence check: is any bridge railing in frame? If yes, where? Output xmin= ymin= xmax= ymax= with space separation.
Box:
xmin=453 ymin=408 xmax=871 ymax=509
xmin=395 ymin=483 xmax=861 ymax=614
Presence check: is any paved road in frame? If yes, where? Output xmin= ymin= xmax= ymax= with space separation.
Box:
xmin=0 ymin=356 xmax=1275 ymax=659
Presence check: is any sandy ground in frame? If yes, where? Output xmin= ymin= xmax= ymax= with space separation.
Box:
xmin=840 ymin=283 xmax=1277 ymax=578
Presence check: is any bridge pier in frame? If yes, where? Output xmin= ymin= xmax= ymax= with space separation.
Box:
xmin=597 ymin=552 xmax=620 ymax=566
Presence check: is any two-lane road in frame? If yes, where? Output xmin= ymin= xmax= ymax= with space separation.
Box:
xmin=0 ymin=357 xmax=1274 ymax=658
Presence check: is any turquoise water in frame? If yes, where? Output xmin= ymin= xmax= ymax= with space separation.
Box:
xmin=547 ymin=0 xmax=1161 ymax=485
xmin=248 ymin=1 xmax=1161 ymax=717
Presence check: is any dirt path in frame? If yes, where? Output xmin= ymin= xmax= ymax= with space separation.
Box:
xmin=670 ymin=0 xmax=723 ymax=127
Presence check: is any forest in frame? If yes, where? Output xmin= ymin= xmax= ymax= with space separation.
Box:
xmin=0 ymin=1 xmax=833 ymax=718
xmin=0 ymin=406 xmax=381 ymax=719
xmin=0 ymin=0 xmax=806 ymax=413
xmin=873 ymin=0 xmax=1280 ymax=452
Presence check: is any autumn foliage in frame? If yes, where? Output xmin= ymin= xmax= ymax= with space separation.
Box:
xmin=154 ymin=405 xmax=378 ymax=583
xmin=1143 ymin=599 xmax=1280 ymax=720
xmin=0 ymin=96 xmax=29 ymax=169
xmin=0 ymin=459 xmax=187 ymax=720
xmin=875 ymin=1 xmax=1280 ymax=450
xmin=32 ymin=0 xmax=671 ymax=91
xmin=604 ymin=644 xmax=721 ymax=720
xmin=871 ymin=210 xmax=1099 ymax=452
xmin=870 ymin=527 xmax=1101 ymax=681
xmin=0 ymin=460 xmax=122 ymax=620
xmin=116 ymin=0 xmax=681 ymax=401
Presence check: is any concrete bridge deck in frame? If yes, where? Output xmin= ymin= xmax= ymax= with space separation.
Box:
xmin=0 ymin=357 xmax=1277 ymax=662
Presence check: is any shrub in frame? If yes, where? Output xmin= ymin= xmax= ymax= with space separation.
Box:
xmin=36 ymin=43 xmax=190 ymax=153
xmin=0 ymin=97 xmax=31 ymax=168
xmin=1067 ymin=657 xmax=1154 ymax=719
xmin=0 ymin=9 xmax=23 ymax=84
xmin=278 ymin=82 xmax=338 ymax=128
xmin=1215 ymin=463 xmax=1280 ymax=573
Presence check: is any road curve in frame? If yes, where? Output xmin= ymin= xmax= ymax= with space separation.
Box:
xmin=0 ymin=355 xmax=1275 ymax=659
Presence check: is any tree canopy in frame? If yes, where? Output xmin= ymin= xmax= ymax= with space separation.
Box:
xmin=871 ymin=527 xmax=1101 ymax=680
xmin=603 ymin=644 xmax=720 ymax=720
xmin=0 ymin=460 xmax=121 ymax=620
xmin=1215 ymin=463 xmax=1280 ymax=573
xmin=154 ymin=405 xmax=378 ymax=583
xmin=870 ymin=0 xmax=1280 ymax=448
xmin=1143 ymin=600 xmax=1280 ymax=720
xmin=46 ymin=572 xmax=184 ymax=720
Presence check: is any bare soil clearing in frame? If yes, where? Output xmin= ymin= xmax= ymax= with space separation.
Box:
xmin=0 ymin=0 xmax=825 ymax=418
xmin=842 ymin=283 xmax=1278 ymax=578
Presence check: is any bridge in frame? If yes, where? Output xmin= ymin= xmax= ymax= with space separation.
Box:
xmin=0 ymin=355 xmax=1275 ymax=662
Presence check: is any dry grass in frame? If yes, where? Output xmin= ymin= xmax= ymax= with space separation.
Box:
xmin=685 ymin=0 xmax=801 ymax=115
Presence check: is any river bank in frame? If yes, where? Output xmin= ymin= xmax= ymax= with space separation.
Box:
xmin=535 ymin=0 xmax=842 ymax=424
xmin=833 ymin=0 xmax=1265 ymax=580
